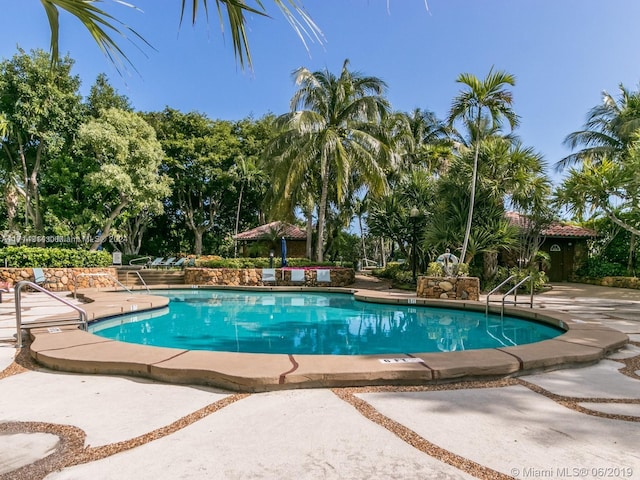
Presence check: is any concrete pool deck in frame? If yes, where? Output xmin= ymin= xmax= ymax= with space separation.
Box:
xmin=1 ymin=280 xmax=639 ymax=479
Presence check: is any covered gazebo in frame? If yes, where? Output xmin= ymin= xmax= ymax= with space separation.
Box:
xmin=506 ymin=212 xmax=596 ymax=282
xmin=234 ymin=221 xmax=307 ymax=258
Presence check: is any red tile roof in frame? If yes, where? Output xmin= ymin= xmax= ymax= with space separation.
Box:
xmin=506 ymin=211 xmax=596 ymax=238
xmin=234 ymin=221 xmax=307 ymax=241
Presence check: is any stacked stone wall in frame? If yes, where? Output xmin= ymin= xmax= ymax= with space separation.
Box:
xmin=0 ymin=267 xmax=118 ymax=292
xmin=184 ymin=268 xmax=355 ymax=287
xmin=416 ymin=276 xmax=480 ymax=301
xmin=571 ymin=276 xmax=640 ymax=290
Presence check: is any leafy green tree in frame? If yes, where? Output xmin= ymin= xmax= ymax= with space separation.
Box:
xmin=447 ymin=68 xmax=519 ymax=263
xmin=400 ymin=108 xmax=453 ymax=175
xmin=266 ymin=59 xmax=394 ymax=261
xmin=556 ymin=85 xmax=640 ymax=271
xmin=145 ymin=108 xmax=242 ymax=255
xmin=0 ymin=48 xmax=83 ymax=238
xmin=86 ymin=73 xmax=132 ymax=118
xmin=74 ymin=108 xmax=171 ymax=250
xmin=428 ymin=135 xmax=550 ymax=282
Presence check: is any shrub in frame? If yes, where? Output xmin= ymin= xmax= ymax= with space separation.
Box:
xmin=575 ymin=259 xmax=627 ymax=278
xmin=372 ymin=262 xmax=403 ymax=279
xmin=427 ymin=262 xmax=444 ymax=276
xmin=0 ymin=246 xmax=112 ymax=267
xmin=455 ymin=263 xmax=469 ymax=276
xmin=485 ymin=266 xmax=548 ymax=293
xmin=195 ymin=257 xmax=337 ymax=269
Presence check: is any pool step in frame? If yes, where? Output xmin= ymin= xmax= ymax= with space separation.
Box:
xmin=117 ymin=268 xmax=185 ymax=286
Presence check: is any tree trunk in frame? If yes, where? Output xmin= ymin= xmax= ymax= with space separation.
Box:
xmin=483 ymin=251 xmax=498 ymax=283
xmin=379 ymin=238 xmax=386 ymax=268
xmin=233 ymin=182 xmax=244 ymax=258
xmin=628 ymin=233 xmax=636 ymax=276
xmin=460 ymin=133 xmax=480 ymax=264
xmin=358 ymin=215 xmax=368 ymax=262
xmin=305 ymin=210 xmax=313 ymax=259
xmin=315 ymin=156 xmax=330 ymax=262
xmin=194 ymin=229 xmax=204 ymax=255
xmin=90 ymin=200 xmax=128 ymax=250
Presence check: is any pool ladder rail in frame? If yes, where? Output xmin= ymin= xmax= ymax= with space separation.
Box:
xmin=485 ymin=274 xmax=534 ymax=318
xmin=14 ymin=280 xmax=88 ymax=348
xmin=73 ymin=272 xmax=142 ymax=298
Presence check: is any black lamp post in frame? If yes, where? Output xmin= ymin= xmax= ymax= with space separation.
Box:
xmin=410 ymin=207 xmax=420 ymax=284
xmin=269 ymin=249 xmax=274 ymax=268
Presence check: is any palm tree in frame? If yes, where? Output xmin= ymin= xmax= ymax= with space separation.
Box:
xmin=39 ymin=0 xmax=321 ymax=71
xmin=266 ymin=59 xmax=394 ymax=261
xmin=233 ymin=156 xmax=264 ymax=257
xmin=403 ymin=108 xmax=453 ymax=175
xmin=447 ymin=68 xmax=519 ymax=263
xmin=558 ymin=84 xmax=640 ymax=170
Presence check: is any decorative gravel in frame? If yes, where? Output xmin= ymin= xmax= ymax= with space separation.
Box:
xmin=1 ymin=343 xmax=638 ymax=479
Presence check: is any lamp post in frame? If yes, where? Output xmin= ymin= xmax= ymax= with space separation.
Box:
xmin=410 ymin=207 xmax=420 ymax=284
xmin=269 ymin=249 xmax=274 ymax=268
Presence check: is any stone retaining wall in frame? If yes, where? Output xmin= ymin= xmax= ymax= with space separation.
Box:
xmin=571 ymin=276 xmax=640 ymax=290
xmin=0 ymin=267 xmax=118 ymax=292
xmin=184 ymin=267 xmax=355 ymax=287
xmin=416 ymin=276 xmax=480 ymax=301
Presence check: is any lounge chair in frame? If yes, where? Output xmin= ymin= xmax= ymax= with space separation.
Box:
xmin=262 ymin=268 xmax=276 ymax=284
xmin=172 ymin=257 xmax=186 ymax=269
xmin=316 ymin=269 xmax=331 ymax=283
xmin=32 ymin=268 xmax=46 ymax=285
xmin=158 ymin=257 xmax=176 ymax=269
xmin=290 ymin=269 xmax=306 ymax=283
xmin=148 ymin=257 xmax=164 ymax=268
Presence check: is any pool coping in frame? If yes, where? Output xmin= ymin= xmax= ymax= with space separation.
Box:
xmin=26 ymin=286 xmax=629 ymax=392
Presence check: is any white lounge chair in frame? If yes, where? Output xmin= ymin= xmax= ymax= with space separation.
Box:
xmin=290 ymin=269 xmax=305 ymax=283
xmin=316 ymin=269 xmax=331 ymax=283
xmin=262 ymin=268 xmax=276 ymax=284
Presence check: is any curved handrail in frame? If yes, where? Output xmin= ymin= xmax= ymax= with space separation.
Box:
xmin=73 ymin=272 xmax=131 ymax=298
xmin=485 ymin=275 xmax=517 ymax=315
xmin=14 ymin=281 xmax=88 ymax=348
xmin=501 ymin=275 xmax=533 ymax=319
xmin=125 ymin=270 xmax=150 ymax=293
xmin=129 ymin=256 xmax=151 ymax=266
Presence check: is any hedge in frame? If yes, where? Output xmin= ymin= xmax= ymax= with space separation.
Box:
xmin=195 ymin=256 xmax=338 ymax=269
xmin=0 ymin=246 xmax=112 ymax=268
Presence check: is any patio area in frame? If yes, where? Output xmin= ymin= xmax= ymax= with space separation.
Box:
xmin=0 ymin=280 xmax=638 ymax=479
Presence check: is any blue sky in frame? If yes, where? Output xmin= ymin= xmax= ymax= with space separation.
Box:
xmin=3 ymin=1 xmax=640 ymax=185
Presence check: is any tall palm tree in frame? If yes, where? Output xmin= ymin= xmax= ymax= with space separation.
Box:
xmin=233 ymin=156 xmax=264 ymax=257
xmin=266 ymin=59 xmax=394 ymax=261
xmin=558 ymin=84 xmax=640 ymax=170
xmin=39 ymin=0 xmax=321 ymax=71
xmin=447 ymin=68 xmax=519 ymax=263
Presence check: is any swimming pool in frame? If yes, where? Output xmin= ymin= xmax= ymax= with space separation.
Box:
xmin=89 ymin=290 xmax=564 ymax=355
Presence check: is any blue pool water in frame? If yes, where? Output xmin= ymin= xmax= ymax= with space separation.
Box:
xmin=89 ymin=290 xmax=564 ymax=355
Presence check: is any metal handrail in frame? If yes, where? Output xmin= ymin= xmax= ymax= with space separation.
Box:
xmin=501 ymin=275 xmax=533 ymax=319
xmin=485 ymin=275 xmax=517 ymax=315
xmin=125 ymin=270 xmax=150 ymax=293
xmin=129 ymin=256 xmax=151 ymax=266
xmin=73 ymin=272 xmax=131 ymax=298
xmin=14 ymin=281 xmax=88 ymax=348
